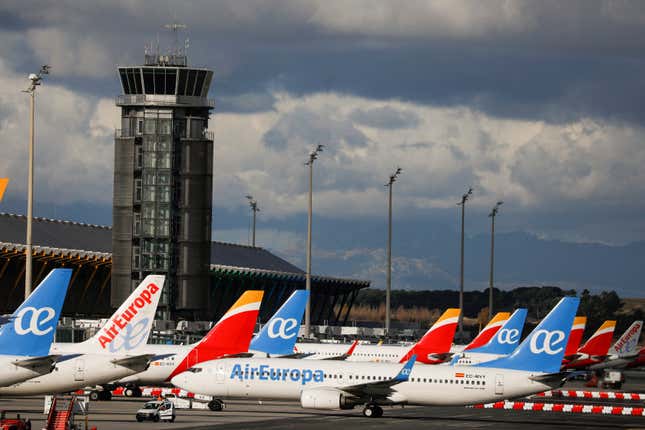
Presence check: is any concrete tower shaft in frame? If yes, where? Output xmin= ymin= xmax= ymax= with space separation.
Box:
xmin=112 ymin=57 xmax=214 ymax=320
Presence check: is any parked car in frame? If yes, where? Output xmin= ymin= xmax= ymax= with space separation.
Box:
xmin=135 ymin=399 xmax=175 ymax=423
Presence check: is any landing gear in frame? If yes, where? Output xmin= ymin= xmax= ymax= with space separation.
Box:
xmin=362 ymin=404 xmax=383 ymax=418
xmin=208 ymin=399 xmax=225 ymax=411
xmin=89 ymin=390 xmax=112 ymax=401
xmin=125 ymin=386 xmax=143 ymax=397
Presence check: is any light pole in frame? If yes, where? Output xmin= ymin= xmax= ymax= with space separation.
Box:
xmin=457 ymin=187 xmax=473 ymax=337
xmin=304 ymin=144 xmax=324 ymax=338
xmin=245 ymin=195 xmax=260 ymax=247
xmin=488 ymin=201 xmax=503 ymax=321
xmin=385 ymin=167 xmax=402 ymax=337
xmin=23 ymin=65 xmax=50 ymax=300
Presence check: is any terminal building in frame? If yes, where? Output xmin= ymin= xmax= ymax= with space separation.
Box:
xmin=0 ymin=213 xmax=369 ymax=326
xmin=0 ymin=46 xmax=369 ymax=327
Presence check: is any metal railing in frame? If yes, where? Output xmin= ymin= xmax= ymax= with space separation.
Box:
xmin=116 ymin=94 xmax=214 ymax=108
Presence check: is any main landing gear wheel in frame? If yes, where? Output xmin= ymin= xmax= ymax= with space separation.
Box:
xmin=362 ymin=404 xmax=383 ymax=418
xmin=208 ymin=399 xmax=225 ymax=411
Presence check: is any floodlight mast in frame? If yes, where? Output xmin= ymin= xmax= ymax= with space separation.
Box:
xmin=457 ymin=187 xmax=473 ymax=338
xmin=23 ymin=65 xmax=50 ymax=300
xmin=385 ymin=167 xmax=402 ymax=337
xmin=488 ymin=201 xmax=503 ymax=321
xmin=304 ymin=144 xmax=324 ymax=338
xmin=245 ymin=195 xmax=260 ymax=247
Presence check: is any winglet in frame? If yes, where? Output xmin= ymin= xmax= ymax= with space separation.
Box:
xmin=346 ymin=339 xmax=359 ymax=356
xmin=394 ymin=354 xmax=416 ymax=382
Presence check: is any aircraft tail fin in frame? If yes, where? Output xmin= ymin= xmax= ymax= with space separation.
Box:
xmin=250 ymin=290 xmax=308 ymax=355
xmin=610 ymin=320 xmax=642 ymax=357
xmin=578 ymin=320 xmax=616 ymax=356
xmin=463 ymin=312 xmax=510 ymax=351
xmin=84 ymin=275 xmax=165 ymax=354
xmin=167 ymin=290 xmax=264 ymax=380
xmin=0 ymin=268 xmax=72 ymax=356
xmin=467 ymin=308 xmax=527 ymax=355
xmin=476 ymin=296 xmax=579 ymax=373
xmin=400 ymin=308 xmax=460 ymax=363
xmin=564 ymin=316 xmax=587 ymax=357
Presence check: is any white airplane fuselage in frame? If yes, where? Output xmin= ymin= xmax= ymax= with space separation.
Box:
xmin=0 ymin=356 xmax=54 ymax=387
xmin=449 ymin=352 xmax=504 ymax=366
xmin=172 ymin=357 xmax=553 ymax=407
xmin=0 ymin=353 xmax=149 ymax=396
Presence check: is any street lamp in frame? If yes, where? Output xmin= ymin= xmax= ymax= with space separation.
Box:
xmin=457 ymin=187 xmax=473 ymax=338
xmin=385 ymin=167 xmax=402 ymax=337
xmin=245 ymin=195 xmax=260 ymax=247
xmin=488 ymin=201 xmax=503 ymax=321
xmin=304 ymin=144 xmax=324 ymax=337
xmin=23 ymin=65 xmax=50 ymax=300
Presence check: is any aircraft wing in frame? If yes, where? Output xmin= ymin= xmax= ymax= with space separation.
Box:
xmin=13 ymin=355 xmax=60 ymax=370
xmin=321 ymin=340 xmax=359 ymax=361
xmin=338 ymin=355 xmax=416 ymax=398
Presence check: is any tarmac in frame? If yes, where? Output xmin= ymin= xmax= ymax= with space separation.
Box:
xmin=0 ymin=373 xmax=643 ymax=429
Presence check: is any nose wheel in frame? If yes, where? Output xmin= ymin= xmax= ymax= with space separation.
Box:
xmin=362 ymin=404 xmax=383 ymax=418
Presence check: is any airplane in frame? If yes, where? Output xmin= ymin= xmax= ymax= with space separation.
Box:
xmin=171 ymin=296 xmax=580 ymax=418
xmin=0 ymin=268 xmax=71 ymax=387
xmin=561 ymin=316 xmax=587 ymax=365
xmin=448 ymin=308 xmax=528 ymax=366
xmin=588 ymin=320 xmax=643 ymax=370
xmin=562 ymin=320 xmax=616 ymax=370
xmin=294 ymin=308 xmax=461 ymax=364
xmin=0 ymin=275 xmax=164 ymax=398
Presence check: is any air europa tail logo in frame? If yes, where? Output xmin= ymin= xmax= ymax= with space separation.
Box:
xmin=98 ymin=283 xmax=159 ymax=349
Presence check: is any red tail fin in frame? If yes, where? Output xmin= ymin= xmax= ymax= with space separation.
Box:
xmin=464 ymin=312 xmax=510 ymax=351
xmin=578 ymin=320 xmax=616 ymax=356
xmin=167 ymin=290 xmax=264 ymax=380
xmin=564 ymin=316 xmax=587 ymax=357
xmin=400 ymin=308 xmax=460 ymax=364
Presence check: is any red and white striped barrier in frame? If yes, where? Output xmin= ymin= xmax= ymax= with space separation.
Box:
xmin=472 ymin=401 xmax=645 ymax=416
xmin=535 ymin=390 xmax=645 ymax=401
xmin=80 ymin=386 xmax=211 ymax=401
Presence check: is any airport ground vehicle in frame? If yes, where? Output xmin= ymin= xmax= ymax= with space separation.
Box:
xmin=0 ymin=411 xmax=31 ymax=430
xmin=135 ymin=400 xmax=175 ymax=423
xmin=601 ymin=370 xmax=624 ymax=389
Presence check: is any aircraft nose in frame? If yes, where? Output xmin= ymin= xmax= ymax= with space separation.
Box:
xmin=170 ymin=373 xmax=188 ymax=388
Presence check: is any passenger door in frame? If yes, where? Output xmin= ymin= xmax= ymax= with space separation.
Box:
xmin=494 ymin=374 xmax=504 ymax=395
xmin=74 ymin=358 xmax=85 ymax=382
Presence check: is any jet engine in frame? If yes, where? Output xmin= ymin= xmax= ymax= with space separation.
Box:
xmin=300 ymin=387 xmax=356 ymax=410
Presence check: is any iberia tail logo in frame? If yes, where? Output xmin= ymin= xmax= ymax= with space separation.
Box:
xmin=564 ymin=316 xmax=587 ymax=357
xmin=400 ymin=308 xmax=460 ymax=364
xmin=167 ymin=290 xmax=264 ymax=380
xmin=578 ymin=320 xmax=616 ymax=355
xmin=464 ymin=312 xmax=510 ymax=351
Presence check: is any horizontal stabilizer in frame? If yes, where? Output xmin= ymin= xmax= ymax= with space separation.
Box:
xmin=13 ymin=354 xmax=60 ymax=369
xmin=111 ymin=354 xmax=156 ymax=369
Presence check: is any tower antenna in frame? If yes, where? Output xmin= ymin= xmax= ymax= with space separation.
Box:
xmin=163 ymin=21 xmax=187 ymax=57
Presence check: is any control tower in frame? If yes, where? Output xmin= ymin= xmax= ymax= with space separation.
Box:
xmin=112 ymin=44 xmax=214 ymax=320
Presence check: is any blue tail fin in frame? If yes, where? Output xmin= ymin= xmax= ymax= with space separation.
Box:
xmin=467 ymin=308 xmax=528 ymax=355
xmin=250 ymin=290 xmax=308 ymax=355
xmin=476 ymin=297 xmax=579 ymax=373
xmin=0 ymin=268 xmax=72 ymax=356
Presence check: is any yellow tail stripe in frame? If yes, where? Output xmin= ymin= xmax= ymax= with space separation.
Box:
xmin=0 ymin=178 xmax=8 ymax=201
xmin=228 ymin=290 xmax=264 ymax=312
xmin=437 ymin=308 xmax=461 ymax=322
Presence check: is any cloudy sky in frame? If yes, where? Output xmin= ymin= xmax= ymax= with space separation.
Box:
xmin=1 ymin=1 xmax=644 ymax=295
